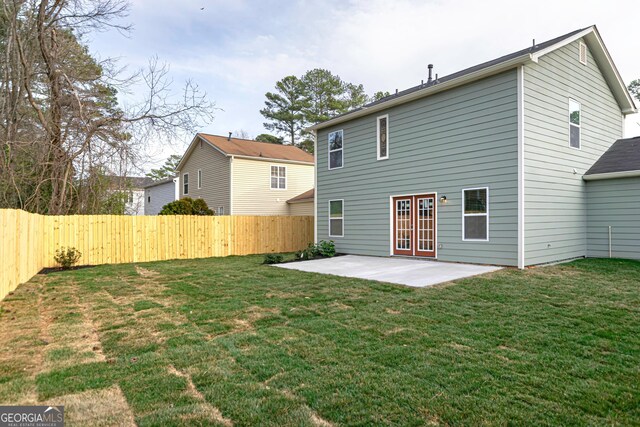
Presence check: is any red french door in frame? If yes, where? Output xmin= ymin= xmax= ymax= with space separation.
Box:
xmin=392 ymin=194 xmax=436 ymax=257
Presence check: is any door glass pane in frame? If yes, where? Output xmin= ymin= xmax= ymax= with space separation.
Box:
xmin=396 ymin=199 xmax=411 ymax=250
xmin=417 ymin=197 xmax=434 ymax=251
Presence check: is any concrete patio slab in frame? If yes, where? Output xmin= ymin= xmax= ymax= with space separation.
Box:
xmin=275 ymin=255 xmax=502 ymax=287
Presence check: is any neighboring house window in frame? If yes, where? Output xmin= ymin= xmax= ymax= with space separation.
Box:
xmin=569 ymin=99 xmax=581 ymax=149
xmin=216 ymin=206 xmax=224 ymax=215
xmin=128 ymin=192 xmax=133 ymax=204
xmin=183 ymin=173 xmax=189 ymax=195
xmin=197 ymin=169 xmax=202 ymax=189
xmin=462 ymin=188 xmax=488 ymax=241
xmin=270 ymin=165 xmax=286 ymax=189
xmin=579 ymin=42 xmax=587 ymax=65
xmin=328 ymin=130 xmax=343 ymax=169
xmin=329 ymin=199 xmax=344 ymax=237
xmin=377 ymin=115 xmax=389 ymax=160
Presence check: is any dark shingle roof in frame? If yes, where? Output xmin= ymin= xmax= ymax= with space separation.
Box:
xmin=144 ymin=176 xmax=176 ymax=189
xmin=313 ymin=27 xmax=590 ymax=126
xmin=105 ymin=176 xmax=154 ymax=189
xmin=585 ymin=137 xmax=640 ymax=175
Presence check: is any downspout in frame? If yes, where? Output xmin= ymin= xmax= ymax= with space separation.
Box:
xmin=313 ymin=130 xmax=318 ymax=244
xmin=229 ymin=156 xmax=234 ymax=215
xmin=608 ymin=225 xmax=612 ymax=258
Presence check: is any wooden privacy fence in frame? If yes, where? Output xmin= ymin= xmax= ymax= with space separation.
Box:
xmin=0 ymin=209 xmax=314 ymax=301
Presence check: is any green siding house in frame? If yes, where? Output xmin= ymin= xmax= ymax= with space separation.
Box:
xmin=309 ymin=26 xmax=638 ymax=268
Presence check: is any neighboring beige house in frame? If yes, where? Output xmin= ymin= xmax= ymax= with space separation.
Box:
xmin=175 ymin=133 xmax=314 ymax=215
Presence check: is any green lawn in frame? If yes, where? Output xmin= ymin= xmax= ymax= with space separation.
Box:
xmin=0 ymin=256 xmax=638 ymax=426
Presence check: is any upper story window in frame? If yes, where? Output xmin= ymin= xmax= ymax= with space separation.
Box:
xmin=197 ymin=169 xmax=202 ymax=189
xmin=463 ymin=188 xmax=488 ymax=241
xmin=183 ymin=173 xmax=189 ymax=195
xmin=579 ymin=42 xmax=588 ymax=65
xmin=569 ymin=99 xmax=581 ymax=149
xmin=270 ymin=165 xmax=286 ymax=189
xmin=377 ymin=115 xmax=389 ymax=160
xmin=328 ymin=130 xmax=343 ymax=170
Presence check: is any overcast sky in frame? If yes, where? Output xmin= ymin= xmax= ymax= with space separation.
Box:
xmin=88 ymin=0 xmax=640 ymax=170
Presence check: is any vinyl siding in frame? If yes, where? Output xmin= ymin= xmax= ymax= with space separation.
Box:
xmin=232 ymin=158 xmax=314 ymax=215
xmin=523 ymin=38 xmax=624 ymax=265
xmin=144 ymin=181 xmax=176 ymax=215
xmin=179 ymin=139 xmax=231 ymax=214
xmin=586 ymin=177 xmax=640 ymax=260
xmin=317 ymin=70 xmax=519 ymax=265
xmin=288 ymin=201 xmax=314 ymax=216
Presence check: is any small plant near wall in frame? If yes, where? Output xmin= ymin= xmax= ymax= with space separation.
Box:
xmin=263 ymin=254 xmax=284 ymax=264
xmin=54 ymin=247 xmax=82 ymax=270
xmin=296 ymin=240 xmax=336 ymax=260
xmin=317 ymin=240 xmax=336 ymax=257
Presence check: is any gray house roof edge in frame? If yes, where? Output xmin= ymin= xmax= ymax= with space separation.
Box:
xmin=144 ymin=176 xmax=177 ymax=189
xmin=308 ymin=25 xmax=636 ymax=132
xmin=584 ymin=136 xmax=640 ymax=178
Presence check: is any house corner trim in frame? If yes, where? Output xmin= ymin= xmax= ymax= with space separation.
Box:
xmin=517 ymin=65 xmax=526 ymax=269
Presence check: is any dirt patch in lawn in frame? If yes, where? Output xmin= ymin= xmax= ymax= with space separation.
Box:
xmin=168 ymin=365 xmax=233 ymax=426
xmin=309 ymin=411 xmax=335 ymax=427
xmin=44 ymin=385 xmax=135 ymax=427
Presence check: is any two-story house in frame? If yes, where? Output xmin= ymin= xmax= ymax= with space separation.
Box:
xmin=175 ymin=133 xmax=315 ymax=215
xmin=309 ymin=26 xmax=637 ymax=268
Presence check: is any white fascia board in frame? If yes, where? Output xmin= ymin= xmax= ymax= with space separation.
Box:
xmin=529 ymin=27 xmax=594 ymax=61
xmin=230 ymin=154 xmax=314 ymax=166
xmin=532 ymin=26 xmax=637 ymax=115
xmin=306 ymin=55 xmax=533 ymax=132
xmin=583 ymin=170 xmax=640 ymax=181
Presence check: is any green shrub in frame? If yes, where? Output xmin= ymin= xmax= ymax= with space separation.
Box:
xmin=159 ymin=197 xmax=214 ymax=215
xmin=317 ymin=240 xmax=336 ymax=257
xmin=263 ymin=254 xmax=284 ymax=264
xmin=54 ymin=247 xmax=82 ymax=269
xmin=296 ymin=241 xmax=336 ymax=261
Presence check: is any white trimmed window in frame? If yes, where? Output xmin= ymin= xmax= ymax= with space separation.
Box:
xmin=328 ymin=200 xmax=344 ymax=237
xmin=270 ymin=165 xmax=286 ymax=189
xmin=183 ymin=173 xmax=189 ymax=195
xmin=216 ymin=206 xmax=224 ymax=215
xmin=462 ymin=188 xmax=488 ymax=241
xmin=197 ymin=169 xmax=202 ymax=189
xmin=328 ymin=130 xmax=343 ymax=169
xmin=579 ymin=42 xmax=587 ymax=65
xmin=569 ymin=98 xmax=581 ymax=149
xmin=377 ymin=115 xmax=389 ymax=160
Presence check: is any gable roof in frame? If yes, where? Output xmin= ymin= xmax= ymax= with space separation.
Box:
xmin=144 ymin=176 xmax=176 ymax=189
xmin=287 ymin=188 xmax=314 ymax=204
xmin=584 ymin=137 xmax=640 ymax=180
xmin=308 ymin=26 xmax=636 ymax=132
xmin=176 ymin=133 xmax=314 ymax=171
xmin=105 ymin=176 xmax=154 ymax=190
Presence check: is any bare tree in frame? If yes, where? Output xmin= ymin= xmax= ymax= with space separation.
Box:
xmin=0 ymin=0 xmax=216 ymax=214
